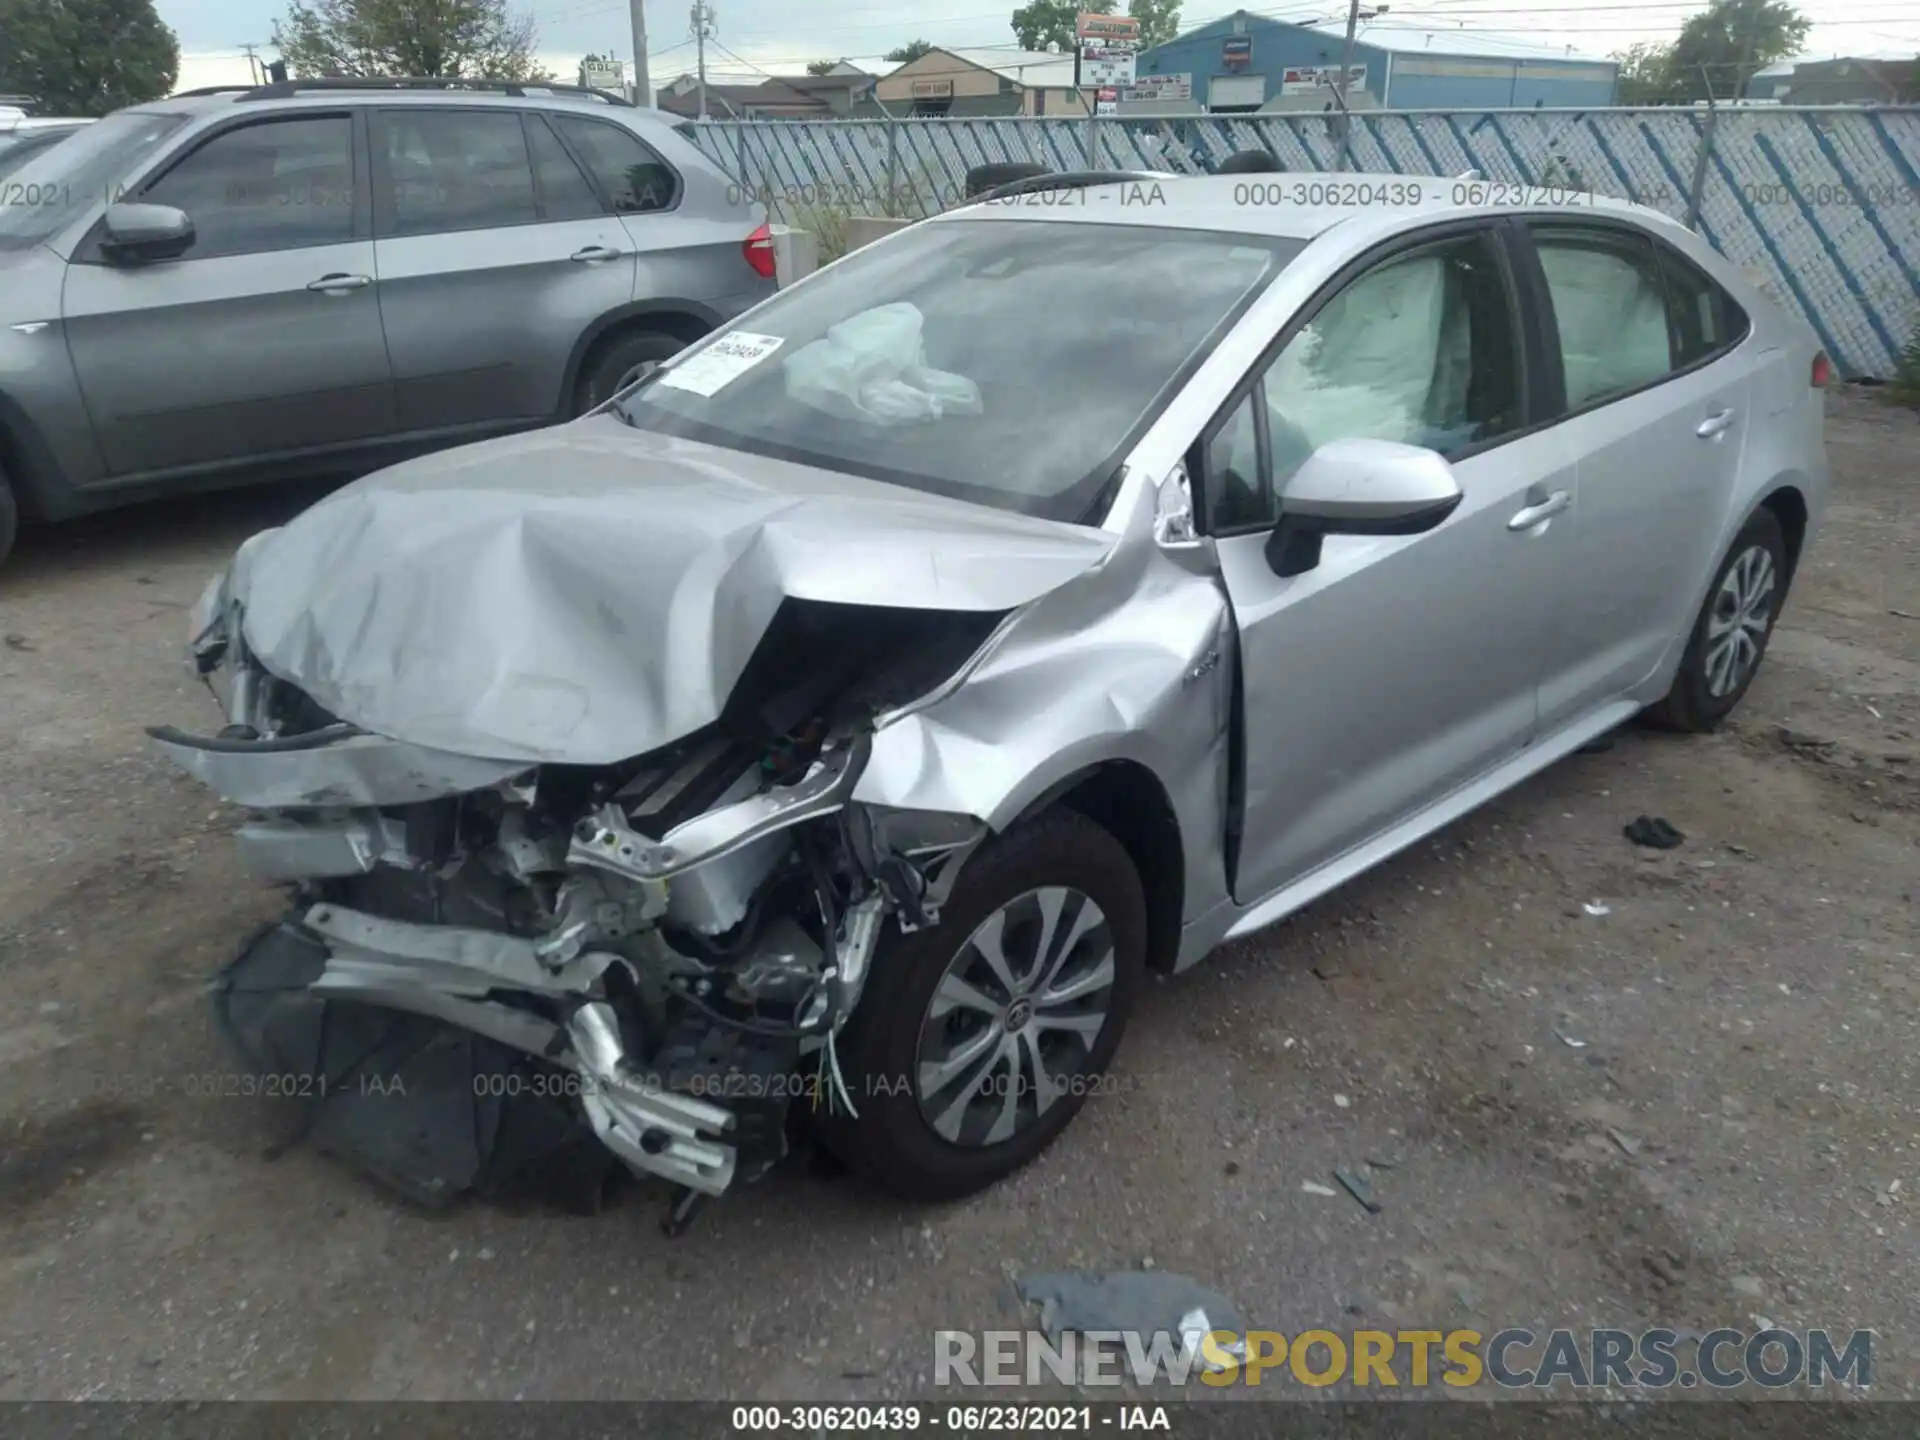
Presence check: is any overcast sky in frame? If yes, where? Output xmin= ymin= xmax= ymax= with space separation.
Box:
xmin=164 ymin=0 xmax=1920 ymax=92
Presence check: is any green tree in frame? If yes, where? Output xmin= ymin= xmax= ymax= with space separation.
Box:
xmin=1611 ymin=40 xmax=1674 ymax=104
xmin=1658 ymin=0 xmax=1809 ymax=103
xmin=1128 ymin=0 xmax=1181 ymax=49
xmin=805 ymin=58 xmax=844 ymax=75
xmin=272 ymin=0 xmax=548 ymax=81
xmin=1011 ymin=0 xmax=1112 ymax=53
xmin=0 ymin=0 xmax=179 ymax=115
xmin=884 ymin=40 xmax=935 ymax=64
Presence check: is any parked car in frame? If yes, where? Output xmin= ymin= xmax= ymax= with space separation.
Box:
xmin=155 ymin=174 xmax=1827 ymax=1225
xmin=0 ymin=78 xmax=776 ymax=565
xmin=0 ymin=113 xmax=93 ymax=177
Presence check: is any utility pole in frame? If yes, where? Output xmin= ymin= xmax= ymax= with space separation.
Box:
xmin=692 ymin=0 xmax=714 ymax=120
xmin=628 ymin=0 xmax=652 ymax=106
xmin=240 ymin=43 xmax=262 ymax=85
xmin=1333 ymin=2 xmax=1387 ymax=168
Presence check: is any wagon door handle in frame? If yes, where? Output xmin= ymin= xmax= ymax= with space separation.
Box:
xmin=1696 ymin=408 xmax=1736 ymax=438
xmin=306 ymin=272 xmax=370 ymax=293
xmin=1508 ymin=490 xmax=1571 ymax=531
xmin=570 ymin=245 xmax=624 ymax=262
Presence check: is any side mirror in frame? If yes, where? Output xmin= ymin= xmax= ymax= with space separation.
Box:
xmin=99 ymin=203 xmax=195 ymax=265
xmin=1265 ymin=437 xmax=1463 ymax=578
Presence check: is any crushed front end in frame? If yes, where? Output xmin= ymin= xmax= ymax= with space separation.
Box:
xmin=156 ymin=572 xmax=994 ymax=1229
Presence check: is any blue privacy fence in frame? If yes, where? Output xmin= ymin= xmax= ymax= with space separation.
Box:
xmin=685 ymin=108 xmax=1920 ymax=381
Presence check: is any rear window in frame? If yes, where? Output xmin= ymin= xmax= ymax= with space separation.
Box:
xmin=615 ymin=218 xmax=1302 ymax=523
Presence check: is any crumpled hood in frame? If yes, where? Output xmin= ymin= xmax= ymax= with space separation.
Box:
xmin=232 ymin=416 xmax=1115 ymax=765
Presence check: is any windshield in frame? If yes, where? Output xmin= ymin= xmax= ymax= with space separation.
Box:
xmin=614 ymin=218 xmax=1302 ymax=521
xmin=0 ymin=111 xmax=185 ymax=251
xmin=0 ymin=128 xmax=80 ymax=180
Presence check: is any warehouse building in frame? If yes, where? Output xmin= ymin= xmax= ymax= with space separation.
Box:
xmin=1129 ymin=10 xmax=1617 ymax=113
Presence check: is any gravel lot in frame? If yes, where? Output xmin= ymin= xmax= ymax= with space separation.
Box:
xmin=0 ymin=388 xmax=1914 ymax=1403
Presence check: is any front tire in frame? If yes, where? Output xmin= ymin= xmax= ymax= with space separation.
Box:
xmin=824 ymin=810 xmax=1147 ymax=1202
xmin=1646 ymin=507 xmax=1789 ymax=732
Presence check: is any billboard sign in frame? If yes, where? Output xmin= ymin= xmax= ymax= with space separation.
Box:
xmin=580 ymin=59 xmax=623 ymax=91
xmin=1121 ymin=72 xmax=1193 ymax=101
xmin=1078 ymin=43 xmax=1138 ymax=88
xmin=1077 ymin=12 xmax=1140 ymax=41
xmin=1279 ymin=63 xmax=1367 ymax=94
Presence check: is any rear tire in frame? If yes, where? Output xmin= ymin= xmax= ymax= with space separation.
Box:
xmin=0 ymin=464 xmax=16 ymax=570
xmin=1645 ymin=507 xmax=1788 ymax=732
xmin=822 ymin=809 xmax=1146 ymax=1202
xmin=573 ymin=329 xmax=692 ymax=415
xmin=1216 ymin=149 xmax=1282 ymax=174
xmin=964 ymin=161 xmax=1050 ymax=198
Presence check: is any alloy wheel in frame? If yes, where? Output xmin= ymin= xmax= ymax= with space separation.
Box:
xmin=914 ymin=887 xmax=1116 ymax=1148
xmin=616 ymin=359 xmax=660 ymax=393
xmin=1704 ymin=544 xmax=1777 ymax=698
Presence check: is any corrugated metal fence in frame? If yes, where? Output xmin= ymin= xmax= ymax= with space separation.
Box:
xmin=685 ymin=108 xmax=1920 ymax=380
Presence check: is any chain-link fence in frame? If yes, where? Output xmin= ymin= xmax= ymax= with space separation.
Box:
xmin=685 ymin=107 xmax=1920 ymax=381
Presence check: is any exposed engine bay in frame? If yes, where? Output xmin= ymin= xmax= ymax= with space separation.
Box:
xmin=153 ymin=588 xmax=1005 ymax=1233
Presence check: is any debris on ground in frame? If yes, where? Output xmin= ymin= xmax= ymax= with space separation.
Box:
xmin=1623 ymin=816 xmax=1685 ymax=850
xmin=3 ymin=634 xmax=33 ymax=652
xmin=1777 ymin=728 xmax=1838 ymax=757
xmin=1302 ymin=1180 xmax=1339 ymax=1197
xmin=1582 ymin=902 xmax=1612 ymax=917
xmin=1555 ymin=1029 xmax=1589 ymax=1049
xmin=1333 ymin=1167 xmax=1382 ymax=1214
xmin=1608 ymin=1127 xmax=1643 ymax=1156
xmin=1016 ymin=1271 xmax=1249 ymax=1365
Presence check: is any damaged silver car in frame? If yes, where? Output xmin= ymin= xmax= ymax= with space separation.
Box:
xmin=155 ymin=177 xmax=1827 ymax=1227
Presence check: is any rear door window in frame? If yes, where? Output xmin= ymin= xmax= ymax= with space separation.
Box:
xmin=379 ymin=109 xmax=538 ymax=235
xmin=553 ymin=116 xmax=677 ymax=213
xmin=1658 ymin=246 xmax=1749 ymax=369
xmin=525 ymin=114 xmax=603 ymax=222
xmin=1529 ymin=225 xmax=1673 ymax=410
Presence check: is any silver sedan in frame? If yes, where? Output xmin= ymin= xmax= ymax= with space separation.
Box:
xmin=154 ymin=174 xmax=1828 ymax=1224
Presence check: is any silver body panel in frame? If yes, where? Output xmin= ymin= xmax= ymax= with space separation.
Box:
xmin=154 ymin=174 xmax=1831 ymax=1200
xmin=0 ymin=91 xmax=773 ymax=519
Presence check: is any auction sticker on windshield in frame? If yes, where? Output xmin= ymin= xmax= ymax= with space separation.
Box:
xmin=657 ymin=332 xmax=785 ymax=397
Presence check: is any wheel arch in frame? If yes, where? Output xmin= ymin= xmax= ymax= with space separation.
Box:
xmin=559 ymin=300 xmax=725 ymax=415
xmin=1007 ymin=759 xmax=1187 ymax=977
xmin=1756 ymin=481 xmax=1809 ymax=586
xmin=0 ymin=388 xmax=74 ymax=522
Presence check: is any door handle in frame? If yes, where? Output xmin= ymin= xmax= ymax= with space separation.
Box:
xmin=570 ymin=245 xmax=625 ymax=262
xmin=307 ymin=273 xmax=371 ymax=293
xmin=1696 ymin=408 xmax=1736 ymax=438
xmin=1508 ymin=489 xmax=1572 ymax=531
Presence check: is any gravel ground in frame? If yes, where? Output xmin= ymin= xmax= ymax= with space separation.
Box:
xmin=0 ymin=388 xmax=1914 ymax=1403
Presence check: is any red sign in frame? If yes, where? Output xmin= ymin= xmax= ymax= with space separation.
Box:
xmin=1076 ymin=11 xmax=1140 ymax=40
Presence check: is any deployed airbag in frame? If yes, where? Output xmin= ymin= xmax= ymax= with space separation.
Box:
xmin=784 ymin=302 xmax=985 ymax=425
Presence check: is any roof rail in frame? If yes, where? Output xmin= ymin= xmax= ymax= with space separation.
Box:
xmin=172 ymin=86 xmax=260 ymax=98
xmin=215 ymin=76 xmax=634 ymax=106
